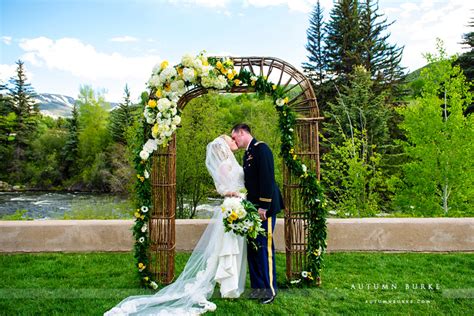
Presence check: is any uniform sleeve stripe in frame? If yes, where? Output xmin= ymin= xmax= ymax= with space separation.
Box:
xmin=259 ymin=197 xmax=272 ymax=202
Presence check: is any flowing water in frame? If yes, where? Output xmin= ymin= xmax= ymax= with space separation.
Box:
xmin=0 ymin=191 xmax=222 ymax=220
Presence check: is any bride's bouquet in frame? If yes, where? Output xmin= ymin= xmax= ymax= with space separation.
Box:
xmin=220 ymin=197 xmax=266 ymax=248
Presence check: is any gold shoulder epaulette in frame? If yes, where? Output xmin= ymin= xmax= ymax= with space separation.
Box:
xmin=254 ymin=141 xmax=265 ymax=146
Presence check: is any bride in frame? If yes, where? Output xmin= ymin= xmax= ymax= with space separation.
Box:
xmin=104 ymin=135 xmax=247 ymax=315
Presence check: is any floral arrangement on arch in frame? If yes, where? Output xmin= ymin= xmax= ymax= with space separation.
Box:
xmin=133 ymin=52 xmax=327 ymax=289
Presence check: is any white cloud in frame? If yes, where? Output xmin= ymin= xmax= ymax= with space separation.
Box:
xmin=167 ymin=0 xmax=230 ymax=8
xmin=109 ymin=35 xmax=139 ymax=42
xmin=243 ymin=0 xmax=320 ymax=13
xmin=0 ymin=64 xmax=17 ymax=82
xmin=385 ymin=0 xmax=471 ymax=71
xmin=18 ymin=37 xmax=161 ymax=81
xmin=1 ymin=36 xmax=12 ymax=45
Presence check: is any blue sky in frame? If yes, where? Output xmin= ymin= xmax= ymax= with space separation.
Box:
xmin=1 ymin=0 xmax=472 ymax=102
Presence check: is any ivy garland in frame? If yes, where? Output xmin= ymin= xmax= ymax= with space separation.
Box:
xmin=132 ymin=52 xmax=327 ymax=289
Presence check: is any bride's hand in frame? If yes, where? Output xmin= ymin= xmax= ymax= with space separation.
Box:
xmin=224 ymin=192 xmax=239 ymax=197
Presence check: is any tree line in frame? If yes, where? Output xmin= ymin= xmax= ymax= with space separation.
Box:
xmin=0 ymin=0 xmax=472 ymax=217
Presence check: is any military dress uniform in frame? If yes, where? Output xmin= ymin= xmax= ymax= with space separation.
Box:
xmin=243 ymin=138 xmax=284 ymax=299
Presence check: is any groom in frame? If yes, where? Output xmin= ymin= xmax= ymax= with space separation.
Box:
xmin=231 ymin=123 xmax=284 ymax=304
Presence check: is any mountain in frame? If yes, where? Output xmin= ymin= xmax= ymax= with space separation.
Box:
xmin=36 ymin=93 xmax=76 ymax=118
xmin=36 ymin=93 xmax=119 ymax=118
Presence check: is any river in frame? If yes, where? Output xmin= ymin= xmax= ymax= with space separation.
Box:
xmin=0 ymin=191 xmax=222 ymax=220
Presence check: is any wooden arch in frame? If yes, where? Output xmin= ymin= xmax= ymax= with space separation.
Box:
xmin=149 ymin=56 xmax=323 ymax=284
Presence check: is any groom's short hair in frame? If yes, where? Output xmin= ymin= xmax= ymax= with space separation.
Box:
xmin=232 ymin=123 xmax=251 ymax=134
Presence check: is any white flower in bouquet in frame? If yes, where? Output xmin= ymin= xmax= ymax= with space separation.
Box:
xmin=181 ymin=53 xmax=194 ymax=68
xmin=144 ymin=108 xmax=156 ymax=124
xmin=170 ymin=79 xmax=186 ymax=94
xmin=276 ymin=98 xmax=285 ymax=106
xmin=214 ymin=75 xmax=228 ymax=89
xmin=159 ymin=66 xmax=177 ymax=82
xmin=201 ymin=65 xmax=211 ymax=77
xmin=302 ymin=164 xmax=307 ymax=173
xmin=141 ymin=224 xmax=148 ymax=233
xmin=152 ymin=63 xmax=162 ymax=74
xmin=148 ymin=74 xmax=162 ymax=88
xmin=236 ymin=208 xmax=247 ymax=219
xmin=144 ymin=170 xmax=150 ymax=179
xmin=141 ymin=206 xmax=149 ymax=213
xmin=172 ymin=115 xmax=181 ymax=125
xmin=201 ymin=76 xmax=213 ymax=88
xmin=157 ymin=98 xmax=172 ymax=111
xmin=139 ymin=237 xmax=145 ymax=243
xmin=139 ymin=150 xmax=149 ymax=160
xmin=182 ymin=67 xmax=196 ymax=83
xmin=150 ymin=281 xmax=158 ymax=289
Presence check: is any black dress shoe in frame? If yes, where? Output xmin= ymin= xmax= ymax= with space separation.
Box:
xmin=248 ymin=289 xmax=262 ymax=299
xmin=260 ymin=295 xmax=275 ymax=304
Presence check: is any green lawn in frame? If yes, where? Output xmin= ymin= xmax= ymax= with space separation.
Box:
xmin=0 ymin=252 xmax=472 ymax=315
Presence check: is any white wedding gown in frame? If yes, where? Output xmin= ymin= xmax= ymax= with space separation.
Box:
xmin=104 ymin=136 xmax=246 ymax=315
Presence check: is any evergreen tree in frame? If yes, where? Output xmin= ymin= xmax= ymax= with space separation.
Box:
xmin=303 ymin=0 xmax=326 ymax=87
xmin=109 ymin=84 xmax=133 ymax=144
xmin=6 ymin=60 xmax=39 ymax=183
xmin=457 ymin=15 xmax=473 ymax=115
xmin=359 ymin=0 xmax=404 ymax=95
xmin=324 ymin=0 xmax=361 ymax=81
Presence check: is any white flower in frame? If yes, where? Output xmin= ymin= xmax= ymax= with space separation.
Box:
xmin=182 ymin=67 xmax=196 ymax=83
xmin=157 ymin=98 xmax=172 ymax=111
xmin=139 ymin=237 xmax=145 ymax=243
xmin=276 ymin=98 xmax=285 ymax=106
xmin=144 ymin=170 xmax=150 ymax=179
xmin=159 ymin=66 xmax=177 ymax=82
xmin=141 ymin=206 xmax=149 ymax=213
xmin=144 ymin=108 xmax=156 ymax=124
xmin=148 ymin=74 xmax=162 ymax=88
xmin=181 ymin=53 xmax=194 ymax=68
xmin=290 ymin=279 xmax=301 ymax=284
xmin=150 ymin=281 xmax=158 ymax=289
xmin=192 ymin=58 xmax=203 ymax=70
xmin=250 ymin=75 xmax=258 ymax=82
xmin=170 ymin=79 xmax=186 ymax=95
xmin=301 ymin=164 xmax=307 ymax=173
xmin=214 ymin=75 xmax=228 ymax=89
xmin=139 ymin=150 xmax=149 ymax=161
xmin=141 ymin=224 xmax=148 ymax=233
xmin=301 ymin=271 xmax=308 ymax=278
xmin=200 ymin=65 xmax=211 ymax=77
xmin=144 ymin=139 xmax=158 ymax=153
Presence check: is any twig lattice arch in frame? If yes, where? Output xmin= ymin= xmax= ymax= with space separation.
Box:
xmin=149 ymin=56 xmax=323 ymax=284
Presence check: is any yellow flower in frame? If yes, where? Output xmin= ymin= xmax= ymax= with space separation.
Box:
xmin=152 ymin=123 xmax=159 ymax=137
xmin=228 ymin=211 xmax=238 ymax=222
xmin=134 ymin=212 xmax=141 ymax=218
xmin=227 ymin=72 xmax=234 ymax=80
xmin=148 ymin=99 xmax=157 ymax=108
xmin=137 ymin=174 xmax=141 ymax=178
xmin=160 ymin=60 xmax=169 ymax=69
xmin=155 ymin=89 xmax=162 ymax=98
xmin=233 ymin=79 xmax=241 ymax=86
xmin=263 ymin=75 xmax=268 ymax=80
xmin=165 ymin=83 xmax=171 ymax=92
xmin=177 ymin=67 xmax=183 ymax=76
xmin=289 ymin=148 xmax=295 ymax=154
xmin=307 ymin=272 xmax=314 ymax=280
xmin=203 ymin=59 xmax=209 ymax=66
xmin=221 ymin=207 xmax=226 ymax=213
xmin=284 ymin=96 xmax=289 ymax=104
xmin=140 ymin=176 xmax=145 ymax=182
xmin=138 ymin=263 xmax=146 ymax=271
xmin=140 ymin=215 xmax=145 ymax=220
xmin=272 ymin=84 xmax=277 ymax=90
xmin=293 ymin=154 xmax=297 ymax=160
xmin=144 ymin=276 xmax=149 ymax=281
xmin=216 ymin=61 xmax=223 ymax=69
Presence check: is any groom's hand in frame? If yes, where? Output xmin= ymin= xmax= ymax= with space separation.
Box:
xmin=258 ymin=208 xmax=267 ymax=220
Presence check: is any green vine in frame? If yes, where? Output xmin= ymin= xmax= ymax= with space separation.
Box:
xmin=133 ymin=53 xmax=326 ymax=289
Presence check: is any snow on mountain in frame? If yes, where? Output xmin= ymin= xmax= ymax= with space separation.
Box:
xmin=35 ymin=93 xmax=119 ymax=118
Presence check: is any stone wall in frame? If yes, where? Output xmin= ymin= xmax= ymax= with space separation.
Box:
xmin=0 ymin=218 xmax=472 ymax=253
